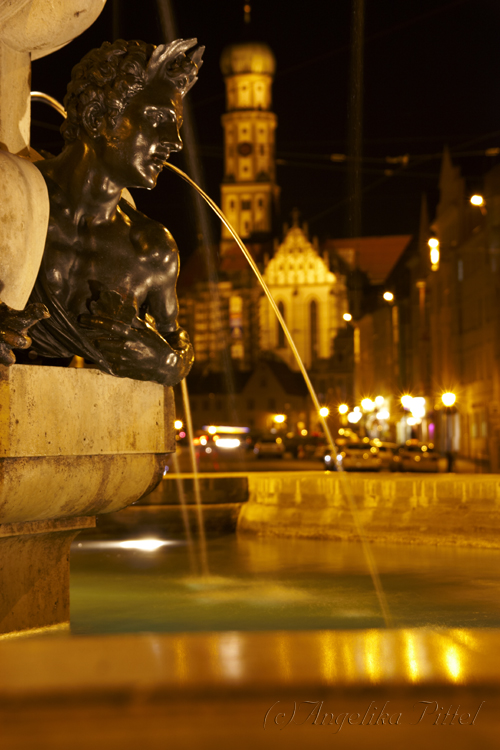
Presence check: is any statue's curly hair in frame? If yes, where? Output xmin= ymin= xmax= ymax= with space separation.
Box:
xmin=61 ymin=38 xmax=203 ymax=144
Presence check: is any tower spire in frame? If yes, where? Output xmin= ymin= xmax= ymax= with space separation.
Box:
xmin=244 ymin=3 xmax=251 ymax=24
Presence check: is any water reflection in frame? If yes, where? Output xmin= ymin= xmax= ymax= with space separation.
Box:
xmin=70 ymin=535 xmax=500 ymax=636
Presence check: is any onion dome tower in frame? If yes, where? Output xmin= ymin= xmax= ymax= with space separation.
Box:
xmin=219 ymin=41 xmax=279 ymax=255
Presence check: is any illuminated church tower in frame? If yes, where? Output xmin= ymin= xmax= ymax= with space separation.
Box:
xmin=219 ymin=41 xmax=279 ymax=254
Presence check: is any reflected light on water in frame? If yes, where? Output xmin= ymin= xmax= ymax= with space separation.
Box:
xmin=119 ymin=540 xmax=167 ymax=551
xmin=403 ymin=631 xmax=420 ymax=682
xmin=444 ymin=644 xmax=462 ymax=682
xmin=74 ymin=539 xmax=183 ymax=551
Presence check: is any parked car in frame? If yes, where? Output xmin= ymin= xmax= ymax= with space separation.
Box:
xmin=397 ymin=440 xmax=445 ymax=472
xmin=329 ymin=439 xmax=382 ymax=471
xmin=370 ymin=440 xmax=400 ymax=471
xmin=254 ymin=436 xmax=286 ymax=459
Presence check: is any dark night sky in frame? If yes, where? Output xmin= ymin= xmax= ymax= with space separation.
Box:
xmin=31 ymin=0 xmax=500 ymax=258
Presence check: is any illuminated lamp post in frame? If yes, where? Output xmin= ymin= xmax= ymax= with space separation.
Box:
xmin=338 ymin=403 xmax=349 ymax=427
xmin=441 ymin=392 xmax=456 ymax=472
xmin=428 ymin=237 xmax=440 ymax=271
xmin=470 ymin=194 xmax=486 ymax=214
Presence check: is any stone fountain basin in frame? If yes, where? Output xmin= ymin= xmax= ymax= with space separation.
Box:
xmin=0 ymin=364 xmax=174 ymax=635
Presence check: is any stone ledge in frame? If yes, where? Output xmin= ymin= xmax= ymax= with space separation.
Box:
xmin=0 ymin=365 xmax=175 ymax=457
xmin=0 ymin=453 xmax=168 ymax=525
xmin=238 ymin=472 xmax=500 ymax=548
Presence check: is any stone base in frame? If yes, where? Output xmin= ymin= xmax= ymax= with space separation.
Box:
xmin=0 ymin=516 xmax=95 ymax=635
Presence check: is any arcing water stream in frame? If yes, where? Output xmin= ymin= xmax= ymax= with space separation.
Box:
xmin=164 ymin=162 xmax=393 ymax=628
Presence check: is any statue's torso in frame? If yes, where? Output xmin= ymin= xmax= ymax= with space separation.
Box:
xmin=40 ymin=171 xmax=178 ymax=325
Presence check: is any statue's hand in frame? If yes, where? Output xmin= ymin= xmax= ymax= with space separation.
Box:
xmin=0 ymin=302 xmax=50 ymax=366
xmin=79 ymin=312 xmax=194 ymax=386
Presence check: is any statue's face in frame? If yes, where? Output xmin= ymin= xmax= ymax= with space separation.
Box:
xmin=99 ymin=78 xmax=183 ymax=189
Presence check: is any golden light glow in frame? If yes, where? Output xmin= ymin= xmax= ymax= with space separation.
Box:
xmin=470 ymin=194 xmax=484 ymax=206
xmin=343 ymin=312 xmax=352 ymax=321
xmin=216 ymin=438 xmax=241 ymax=449
xmin=319 ymin=407 xmax=330 ymax=417
xmin=428 ymin=237 xmax=440 ymax=268
xmin=383 ymin=291 xmax=394 ymax=302
xmin=444 ymin=645 xmax=462 ymax=682
xmin=361 ymin=398 xmax=375 ymax=412
xmin=273 ymin=414 xmax=286 ymax=423
xmin=300 ymin=428 xmax=308 ymax=436
xmin=441 ymin=392 xmax=456 ymax=407
xmin=404 ymin=632 xmax=420 ymax=682
xmin=338 ymin=403 xmax=349 ymax=414
xmin=407 ymin=417 xmax=417 ymax=426
xmin=401 ymin=395 xmax=413 ymax=409
xmin=174 ymin=420 xmax=183 ymax=430
xmin=207 ymin=425 xmax=217 ymax=434
xmin=119 ymin=539 xmax=165 ymax=552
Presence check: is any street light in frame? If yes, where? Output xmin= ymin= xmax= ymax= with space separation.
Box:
xmin=383 ymin=291 xmax=394 ymax=302
xmin=273 ymin=414 xmax=286 ymax=423
xmin=338 ymin=404 xmax=349 ymax=415
xmin=319 ymin=407 xmax=329 ymax=418
xmin=343 ymin=312 xmax=352 ymax=321
xmin=428 ymin=237 xmax=440 ymax=269
xmin=361 ymin=398 xmax=375 ymax=412
xmin=174 ymin=420 xmax=183 ymax=430
xmin=470 ymin=194 xmax=484 ymax=206
xmin=441 ymin=392 xmax=456 ymax=407
xmin=401 ymin=395 xmax=413 ymax=410
xmin=441 ymin=392 xmax=457 ymax=471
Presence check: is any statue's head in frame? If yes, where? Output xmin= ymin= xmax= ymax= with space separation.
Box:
xmin=62 ymin=38 xmax=203 ymax=145
xmin=60 ymin=38 xmax=203 ymax=189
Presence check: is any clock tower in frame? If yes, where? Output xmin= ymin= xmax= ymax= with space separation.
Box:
xmin=219 ymin=42 xmax=279 ymax=255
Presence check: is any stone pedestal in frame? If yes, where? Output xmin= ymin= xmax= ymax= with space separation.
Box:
xmin=0 ymin=364 xmax=175 ymax=634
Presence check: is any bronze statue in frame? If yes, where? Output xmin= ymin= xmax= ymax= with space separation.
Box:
xmin=0 ymin=301 xmax=49 ymax=366
xmin=21 ymin=38 xmax=202 ymax=386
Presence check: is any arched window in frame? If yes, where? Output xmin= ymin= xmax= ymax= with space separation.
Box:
xmin=310 ymin=300 xmax=319 ymax=361
xmin=277 ymin=301 xmax=286 ymax=348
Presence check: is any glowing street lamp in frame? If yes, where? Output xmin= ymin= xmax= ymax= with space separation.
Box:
xmin=343 ymin=312 xmax=353 ymax=322
xmin=338 ymin=404 xmax=349 ymax=415
xmin=347 ymin=409 xmax=362 ymax=424
xmin=383 ymin=291 xmax=394 ymax=302
xmin=428 ymin=237 xmax=440 ymax=269
xmin=319 ymin=407 xmax=330 ymax=418
xmin=273 ymin=414 xmax=286 ymax=424
xmin=441 ymin=392 xmax=456 ymax=408
xmin=470 ymin=194 xmax=484 ymax=207
xmin=361 ymin=398 xmax=375 ymax=412
xmin=401 ymin=395 xmax=413 ymax=410
xmin=174 ymin=420 xmax=183 ymax=430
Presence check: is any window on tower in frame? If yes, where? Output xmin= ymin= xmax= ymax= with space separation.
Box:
xmin=260 ymin=145 xmax=265 ymax=155
xmin=242 ymin=200 xmax=251 ymax=210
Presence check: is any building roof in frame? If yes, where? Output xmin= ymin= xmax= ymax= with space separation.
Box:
xmin=323 ymin=235 xmax=412 ymax=285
